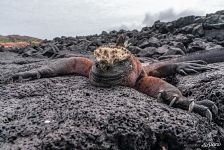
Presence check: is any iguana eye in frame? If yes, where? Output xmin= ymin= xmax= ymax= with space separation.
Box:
xmin=95 ymin=63 xmax=99 ymax=68
xmin=113 ymin=59 xmax=119 ymax=63
xmin=100 ymin=60 xmax=107 ymax=64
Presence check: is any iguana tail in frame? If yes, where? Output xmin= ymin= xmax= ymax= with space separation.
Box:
xmin=170 ymin=48 xmax=224 ymax=64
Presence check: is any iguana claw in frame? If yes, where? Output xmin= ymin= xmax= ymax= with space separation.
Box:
xmin=169 ymin=96 xmax=178 ymax=107
xmin=176 ymin=61 xmax=212 ymax=76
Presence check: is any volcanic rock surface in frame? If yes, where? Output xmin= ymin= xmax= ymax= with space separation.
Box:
xmin=1 ymin=10 xmax=224 ymax=150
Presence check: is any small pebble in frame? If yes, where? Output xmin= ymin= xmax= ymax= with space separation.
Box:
xmin=44 ymin=120 xmax=51 ymax=124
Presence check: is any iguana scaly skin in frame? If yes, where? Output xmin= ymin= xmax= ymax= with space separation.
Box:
xmin=10 ymin=35 xmax=224 ymax=121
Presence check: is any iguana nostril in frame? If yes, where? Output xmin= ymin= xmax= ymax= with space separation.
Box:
xmin=96 ymin=64 xmax=99 ymax=68
xmin=95 ymin=63 xmax=109 ymax=71
xmin=106 ymin=66 xmax=110 ymax=71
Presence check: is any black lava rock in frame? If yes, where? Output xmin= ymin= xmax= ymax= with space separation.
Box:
xmin=1 ymin=10 xmax=224 ymax=150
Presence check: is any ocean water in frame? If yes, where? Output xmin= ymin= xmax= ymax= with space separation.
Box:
xmin=0 ymin=0 xmax=223 ymax=39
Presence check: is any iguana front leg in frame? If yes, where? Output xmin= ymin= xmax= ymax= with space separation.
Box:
xmin=143 ymin=60 xmax=211 ymax=78
xmin=10 ymin=57 xmax=93 ymax=82
xmin=135 ymin=76 xmax=218 ymax=120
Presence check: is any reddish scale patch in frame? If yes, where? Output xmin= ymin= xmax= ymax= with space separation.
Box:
xmin=0 ymin=42 xmax=31 ymax=48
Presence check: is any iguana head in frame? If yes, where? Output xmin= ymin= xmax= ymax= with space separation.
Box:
xmin=89 ymin=35 xmax=144 ymax=87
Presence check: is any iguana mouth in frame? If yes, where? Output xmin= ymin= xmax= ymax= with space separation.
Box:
xmin=89 ymin=71 xmax=123 ymax=87
xmin=91 ymin=71 xmax=122 ymax=80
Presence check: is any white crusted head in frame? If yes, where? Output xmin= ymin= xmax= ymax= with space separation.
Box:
xmin=93 ymin=46 xmax=131 ymax=64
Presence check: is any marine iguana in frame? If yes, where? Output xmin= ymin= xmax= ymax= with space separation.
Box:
xmin=10 ymin=35 xmax=224 ymax=121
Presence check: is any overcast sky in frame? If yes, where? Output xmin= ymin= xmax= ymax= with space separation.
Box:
xmin=1 ymin=0 xmax=224 ymax=39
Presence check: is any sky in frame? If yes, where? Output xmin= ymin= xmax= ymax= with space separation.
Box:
xmin=0 ymin=0 xmax=224 ymax=39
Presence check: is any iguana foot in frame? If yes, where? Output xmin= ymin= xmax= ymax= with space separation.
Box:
xmin=157 ymin=90 xmax=217 ymax=121
xmin=177 ymin=99 xmax=218 ymax=121
xmin=175 ymin=60 xmax=212 ymax=76
xmin=195 ymin=100 xmax=218 ymax=115
xmin=188 ymin=101 xmax=213 ymax=121
xmin=10 ymin=70 xmax=41 ymax=82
